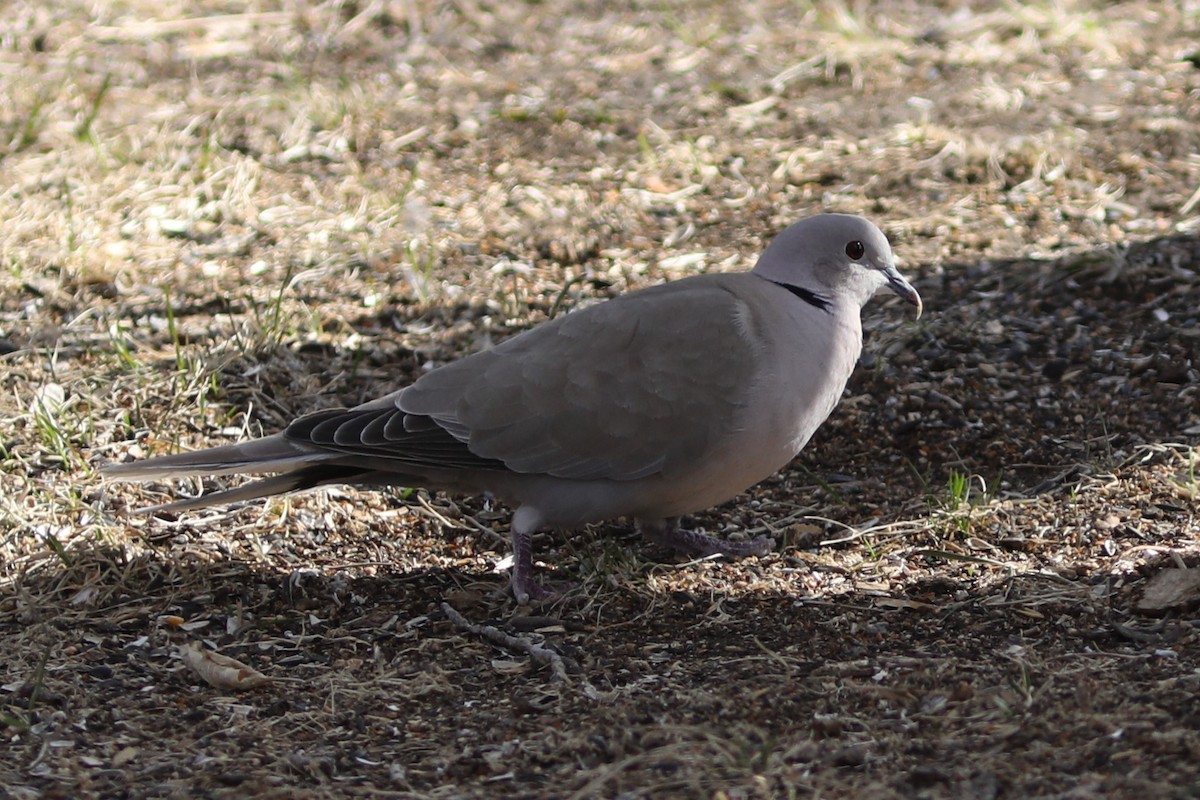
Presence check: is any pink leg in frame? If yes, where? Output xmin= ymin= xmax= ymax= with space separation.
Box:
xmin=507 ymin=506 xmax=569 ymax=604
xmin=640 ymin=517 xmax=775 ymax=558
xmin=509 ymin=527 xmax=558 ymax=605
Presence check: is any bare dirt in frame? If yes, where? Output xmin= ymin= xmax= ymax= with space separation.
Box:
xmin=2 ymin=1 xmax=1200 ymax=798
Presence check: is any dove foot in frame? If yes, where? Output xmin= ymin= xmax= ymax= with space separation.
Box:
xmin=510 ymin=528 xmax=561 ymax=604
xmin=640 ymin=518 xmax=776 ymax=559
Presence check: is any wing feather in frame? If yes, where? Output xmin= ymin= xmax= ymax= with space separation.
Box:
xmin=398 ymin=274 xmax=760 ymax=481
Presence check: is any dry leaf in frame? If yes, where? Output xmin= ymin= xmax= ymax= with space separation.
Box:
xmin=874 ymin=597 xmax=934 ymax=611
xmin=112 ymin=746 xmax=139 ymax=767
xmin=29 ymin=383 xmax=66 ymax=417
xmin=179 ymin=643 xmax=271 ymax=691
xmin=1136 ymin=568 xmax=1200 ymax=614
xmin=644 ymin=175 xmax=676 ymax=194
xmin=69 ymin=587 xmax=99 ymax=607
xmin=491 ymin=658 xmax=530 ymax=674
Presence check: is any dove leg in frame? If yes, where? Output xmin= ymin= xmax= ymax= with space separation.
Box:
xmin=640 ymin=517 xmax=776 ymax=558
xmin=509 ymin=507 xmax=556 ymax=604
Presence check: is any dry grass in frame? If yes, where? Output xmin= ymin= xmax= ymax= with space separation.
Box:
xmin=2 ymin=0 xmax=1200 ymax=797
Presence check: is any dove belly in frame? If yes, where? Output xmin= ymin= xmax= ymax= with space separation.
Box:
xmin=462 ymin=408 xmax=832 ymax=528
xmin=446 ymin=367 xmax=852 ymax=529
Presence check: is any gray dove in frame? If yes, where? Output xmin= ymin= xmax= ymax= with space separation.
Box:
xmin=106 ymin=214 xmax=922 ymax=603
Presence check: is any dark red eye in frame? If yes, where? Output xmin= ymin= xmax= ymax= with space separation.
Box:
xmin=845 ymin=240 xmax=865 ymax=260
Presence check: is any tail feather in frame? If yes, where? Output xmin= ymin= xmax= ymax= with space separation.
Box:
xmin=105 ymin=429 xmax=436 ymax=515
xmin=103 ymin=435 xmax=321 ymax=479
xmin=134 ymin=464 xmax=375 ymax=514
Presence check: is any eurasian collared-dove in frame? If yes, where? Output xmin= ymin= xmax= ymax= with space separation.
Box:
xmin=106 ymin=214 xmax=921 ymax=603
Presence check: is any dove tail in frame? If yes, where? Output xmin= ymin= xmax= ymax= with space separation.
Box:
xmin=134 ymin=464 xmax=372 ymax=514
xmin=102 ymin=436 xmax=321 ymax=479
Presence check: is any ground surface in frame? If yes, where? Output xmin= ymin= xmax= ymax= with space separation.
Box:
xmin=2 ymin=1 xmax=1200 ymax=797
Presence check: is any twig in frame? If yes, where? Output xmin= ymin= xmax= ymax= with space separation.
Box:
xmin=414 ymin=495 xmax=465 ymax=531
xmin=414 ymin=495 xmax=507 ymax=544
xmin=441 ymin=602 xmax=576 ymax=681
xmin=88 ymin=12 xmax=293 ymax=41
xmin=1180 ymin=182 xmax=1200 ymax=216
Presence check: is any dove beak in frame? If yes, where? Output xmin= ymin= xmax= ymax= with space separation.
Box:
xmin=883 ymin=265 xmax=923 ymax=319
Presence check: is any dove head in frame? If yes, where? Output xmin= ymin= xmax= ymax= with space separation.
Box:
xmin=752 ymin=214 xmax=922 ymax=318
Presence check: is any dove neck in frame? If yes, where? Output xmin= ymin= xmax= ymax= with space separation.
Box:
xmin=769 ymin=281 xmax=832 ymax=313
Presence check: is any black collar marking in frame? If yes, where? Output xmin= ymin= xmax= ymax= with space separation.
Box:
xmin=771 ymin=281 xmax=832 ymax=313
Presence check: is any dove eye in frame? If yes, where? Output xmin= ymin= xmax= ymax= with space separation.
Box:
xmin=845 ymin=240 xmax=865 ymax=260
